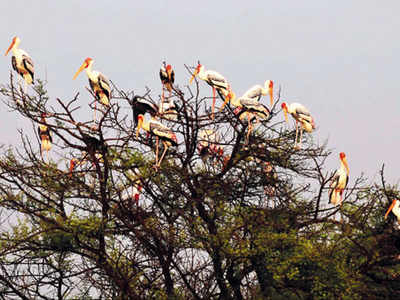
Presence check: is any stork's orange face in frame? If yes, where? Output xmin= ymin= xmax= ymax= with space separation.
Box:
xmin=339 ymin=152 xmax=349 ymax=174
xmin=5 ymin=36 xmax=18 ymax=56
xmin=268 ymin=80 xmax=274 ymax=106
xmin=136 ymin=115 xmax=144 ymax=138
xmin=73 ymin=57 xmax=93 ymax=80
xmin=189 ymin=63 xmax=202 ymax=84
xmin=281 ymin=102 xmax=289 ymax=123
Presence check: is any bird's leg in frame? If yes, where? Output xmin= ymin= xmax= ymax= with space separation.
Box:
xmin=93 ymin=101 xmax=97 ymax=124
xmin=294 ymin=121 xmax=299 ymax=148
xmin=155 ymin=136 xmax=159 ymax=166
xmin=299 ymin=127 xmax=303 ymax=148
xmin=158 ymin=141 xmax=168 ymax=167
xmin=46 ymin=149 xmax=50 ymax=163
xmin=212 ymin=87 xmax=216 ymax=120
xmin=161 ymin=85 xmax=165 ymax=114
xmin=246 ymin=123 xmax=253 ymax=145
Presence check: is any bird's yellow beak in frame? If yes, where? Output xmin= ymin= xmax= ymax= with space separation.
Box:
xmin=136 ymin=117 xmax=143 ymax=138
xmin=73 ymin=63 xmax=86 ymax=80
xmin=189 ymin=69 xmax=199 ymax=84
xmin=342 ymin=157 xmax=349 ymax=175
xmin=219 ymin=91 xmax=234 ymax=112
xmin=385 ymin=199 xmax=397 ymax=219
xmin=269 ymin=87 xmax=274 ymax=106
xmin=5 ymin=39 xmax=15 ymax=56
xmin=283 ymin=108 xmax=288 ymax=123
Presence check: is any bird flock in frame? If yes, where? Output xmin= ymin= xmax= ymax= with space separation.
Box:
xmin=4 ymin=36 xmax=398 ymax=223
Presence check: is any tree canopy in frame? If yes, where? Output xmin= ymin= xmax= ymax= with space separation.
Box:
xmin=0 ymin=64 xmax=399 ymax=299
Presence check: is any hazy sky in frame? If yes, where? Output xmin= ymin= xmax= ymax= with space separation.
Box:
xmin=1 ymin=0 xmax=399 ymax=184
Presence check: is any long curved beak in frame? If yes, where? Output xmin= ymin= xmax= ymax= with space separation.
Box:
xmin=342 ymin=157 xmax=349 ymax=175
xmin=189 ymin=70 xmax=198 ymax=84
xmin=136 ymin=118 xmax=143 ymax=138
xmin=283 ymin=109 xmax=288 ymax=123
xmin=5 ymin=40 xmax=15 ymax=56
xmin=219 ymin=92 xmax=233 ymax=112
xmin=73 ymin=63 xmax=86 ymax=80
xmin=385 ymin=199 xmax=396 ymax=219
xmin=269 ymin=87 xmax=274 ymax=106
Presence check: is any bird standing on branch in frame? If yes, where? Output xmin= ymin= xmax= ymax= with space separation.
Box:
xmin=281 ymin=102 xmax=315 ymax=149
xmin=189 ymin=62 xmax=231 ymax=120
xmin=198 ymin=129 xmax=223 ymax=163
xmin=136 ymin=114 xmax=177 ymax=168
xmin=38 ymin=113 xmax=52 ymax=162
xmin=220 ymin=91 xmax=270 ymax=143
xmin=159 ymin=62 xmax=175 ymax=111
xmin=329 ymin=152 xmax=349 ymax=206
xmin=73 ymin=58 xmax=111 ymax=122
xmin=242 ymin=80 xmax=274 ymax=106
xmin=5 ymin=36 xmax=34 ymax=93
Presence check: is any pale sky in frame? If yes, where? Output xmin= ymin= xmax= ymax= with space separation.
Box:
xmin=1 ymin=0 xmax=399 ymax=184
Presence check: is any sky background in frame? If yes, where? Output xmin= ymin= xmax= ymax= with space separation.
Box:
xmin=1 ymin=0 xmax=399 ymax=185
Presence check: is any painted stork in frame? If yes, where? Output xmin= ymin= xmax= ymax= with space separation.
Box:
xmin=189 ymin=62 xmax=231 ymax=120
xmin=5 ymin=36 xmax=34 ymax=93
xmin=242 ymin=80 xmax=274 ymax=106
xmin=198 ymin=129 xmax=223 ymax=162
xmin=129 ymin=96 xmax=158 ymax=126
xmin=220 ymin=91 xmax=270 ymax=143
xmin=329 ymin=152 xmax=349 ymax=206
xmin=159 ymin=62 xmax=175 ymax=110
xmin=38 ymin=113 xmax=52 ymax=161
xmin=73 ymin=58 xmax=111 ymax=122
xmin=136 ymin=114 xmax=177 ymax=168
xmin=281 ymin=102 xmax=316 ymax=149
xmin=385 ymin=199 xmax=400 ymax=224
xmin=159 ymin=98 xmax=180 ymax=121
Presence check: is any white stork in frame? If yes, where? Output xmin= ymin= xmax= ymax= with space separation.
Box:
xmin=5 ymin=36 xmax=34 ymax=93
xmin=385 ymin=199 xmax=400 ymax=224
xmin=37 ymin=114 xmax=52 ymax=162
xmin=189 ymin=62 xmax=231 ymax=120
xmin=159 ymin=62 xmax=175 ymax=110
xmin=281 ymin=102 xmax=316 ymax=149
xmin=136 ymin=114 xmax=177 ymax=168
xmin=329 ymin=152 xmax=349 ymax=206
xmin=73 ymin=58 xmax=111 ymax=122
xmin=242 ymin=80 xmax=274 ymax=106
xmin=220 ymin=91 xmax=270 ymax=143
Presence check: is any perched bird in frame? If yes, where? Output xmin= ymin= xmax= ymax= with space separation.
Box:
xmin=129 ymin=96 xmax=158 ymax=126
xmin=5 ymin=36 xmax=34 ymax=92
xmin=220 ymin=91 xmax=270 ymax=142
xmin=37 ymin=113 xmax=52 ymax=161
xmin=136 ymin=114 xmax=177 ymax=168
xmin=242 ymin=80 xmax=274 ymax=106
xmin=198 ymin=129 xmax=223 ymax=162
xmin=281 ymin=102 xmax=315 ymax=149
xmin=385 ymin=199 xmax=400 ymax=224
xmin=189 ymin=62 xmax=231 ymax=120
xmin=73 ymin=58 xmax=111 ymax=121
xmin=159 ymin=62 xmax=175 ymax=109
xmin=329 ymin=152 xmax=349 ymax=206
xmin=159 ymin=98 xmax=180 ymax=121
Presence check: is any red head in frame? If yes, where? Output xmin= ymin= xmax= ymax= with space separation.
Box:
xmin=281 ymin=102 xmax=287 ymax=110
xmin=73 ymin=57 xmax=93 ymax=80
xmin=84 ymin=57 xmax=93 ymax=68
xmin=166 ymin=64 xmax=172 ymax=71
xmin=339 ymin=152 xmax=346 ymax=160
